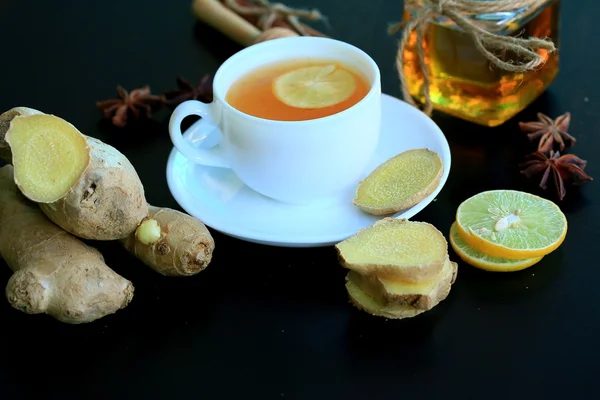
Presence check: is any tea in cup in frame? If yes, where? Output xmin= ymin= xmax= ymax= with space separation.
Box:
xmin=169 ymin=36 xmax=381 ymax=205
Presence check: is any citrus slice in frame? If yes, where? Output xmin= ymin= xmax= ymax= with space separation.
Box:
xmin=455 ymin=190 xmax=567 ymax=259
xmin=353 ymin=148 xmax=443 ymax=215
xmin=272 ymin=64 xmax=356 ymax=109
xmin=449 ymin=222 xmax=542 ymax=272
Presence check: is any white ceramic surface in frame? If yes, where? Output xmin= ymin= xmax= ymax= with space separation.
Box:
xmin=169 ymin=36 xmax=382 ymax=205
xmin=166 ymin=93 xmax=451 ymax=248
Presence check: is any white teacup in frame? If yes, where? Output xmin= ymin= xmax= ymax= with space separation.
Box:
xmin=168 ymin=36 xmax=381 ymax=205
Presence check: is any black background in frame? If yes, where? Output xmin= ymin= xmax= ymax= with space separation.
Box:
xmin=1 ymin=0 xmax=598 ymax=399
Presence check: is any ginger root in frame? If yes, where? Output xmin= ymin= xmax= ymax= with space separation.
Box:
xmin=121 ymin=206 xmax=215 ymax=276
xmin=0 ymin=165 xmax=134 ymax=324
xmin=0 ymin=107 xmax=148 ymax=240
xmin=0 ymin=106 xmax=216 ymax=277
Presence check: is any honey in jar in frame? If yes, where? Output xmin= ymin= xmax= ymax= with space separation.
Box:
xmin=401 ymin=0 xmax=560 ymax=127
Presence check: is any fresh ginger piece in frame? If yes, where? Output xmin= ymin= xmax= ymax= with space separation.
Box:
xmin=345 ymin=274 xmax=427 ymax=320
xmin=353 ymin=148 xmax=443 ymax=215
xmin=120 ymin=205 xmax=215 ymax=276
xmin=39 ymin=135 xmax=149 ymax=240
xmin=335 ymin=218 xmax=448 ymax=282
xmin=0 ymin=107 xmax=148 ymax=240
xmin=348 ymin=258 xmax=458 ymax=311
xmin=345 ymin=263 xmax=454 ymax=319
xmin=5 ymin=114 xmax=91 ymax=203
xmin=0 ymin=165 xmax=134 ymax=324
xmin=0 ymin=107 xmax=214 ymax=277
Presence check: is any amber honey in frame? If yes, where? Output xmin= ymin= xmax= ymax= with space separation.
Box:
xmin=402 ymin=0 xmax=560 ymax=127
xmin=225 ymin=59 xmax=371 ymax=121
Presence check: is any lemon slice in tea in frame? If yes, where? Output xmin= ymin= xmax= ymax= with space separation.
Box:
xmin=272 ymin=64 xmax=356 ymax=109
xmin=455 ymin=190 xmax=567 ymax=259
xmin=353 ymin=148 xmax=443 ymax=215
xmin=449 ymin=222 xmax=542 ymax=272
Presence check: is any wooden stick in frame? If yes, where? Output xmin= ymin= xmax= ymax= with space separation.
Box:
xmin=192 ymin=0 xmax=262 ymax=47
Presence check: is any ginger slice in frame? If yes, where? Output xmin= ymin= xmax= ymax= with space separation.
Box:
xmin=335 ymin=218 xmax=448 ymax=282
xmin=5 ymin=114 xmax=90 ymax=203
xmin=348 ymin=258 xmax=457 ymax=311
xmin=345 ymin=262 xmax=456 ymax=319
xmin=345 ymin=275 xmax=426 ymax=320
xmin=353 ymin=148 xmax=443 ymax=215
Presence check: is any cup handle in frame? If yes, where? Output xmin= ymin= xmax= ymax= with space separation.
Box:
xmin=168 ymin=100 xmax=230 ymax=168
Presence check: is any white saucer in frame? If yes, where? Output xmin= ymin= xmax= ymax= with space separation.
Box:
xmin=166 ymin=93 xmax=451 ymax=248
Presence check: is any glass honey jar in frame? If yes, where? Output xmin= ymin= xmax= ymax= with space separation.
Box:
xmin=400 ymin=0 xmax=560 ymax=127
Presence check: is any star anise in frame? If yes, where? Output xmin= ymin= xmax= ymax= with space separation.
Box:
xmin=519 ymin=112 xmax=576 ymax=153
xmin=520 ymin=151 xmax=593 ymax=200
xmin=96 ymin=85 xmax=164 ymax=127
xmin=162 ymin=75 xmax=213 ymax=109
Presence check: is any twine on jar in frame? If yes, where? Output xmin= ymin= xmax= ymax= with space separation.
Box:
xmin=388 ymin=0 xmax=557 ymax=117
xmin=224 ymin=0 xmax=325 ymax=36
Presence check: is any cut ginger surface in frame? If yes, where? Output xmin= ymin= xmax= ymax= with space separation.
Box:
xmin=348 ymin=258 xmax=457 ymax=311
xmin=378 ymin=258 xmax=453 ymax=297
xmin=353 ymin=148 xmax=443 ymax=215
xmin=335 ymin=218 xmax=448 ymax=282
xmin=345 ymin=274 xmax=428 ymax=319
xmin=6 ymin=114 xmax=90 ymax=203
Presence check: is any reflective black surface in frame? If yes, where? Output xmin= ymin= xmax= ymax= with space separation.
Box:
xmin=0 ymin=1 xmax=598 ymax=398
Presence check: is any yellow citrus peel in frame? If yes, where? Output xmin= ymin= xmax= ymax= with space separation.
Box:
xmin=449 ymin=222 xmax=542 ymax=272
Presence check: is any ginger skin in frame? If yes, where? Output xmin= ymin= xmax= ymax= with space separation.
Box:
xmin=0 ymin=107 xmax=148 ymax=240
xmin=0 ymin=165 xmax=134 ymax=324
xmin=121 ymin=206 xmax=215 ymax=276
